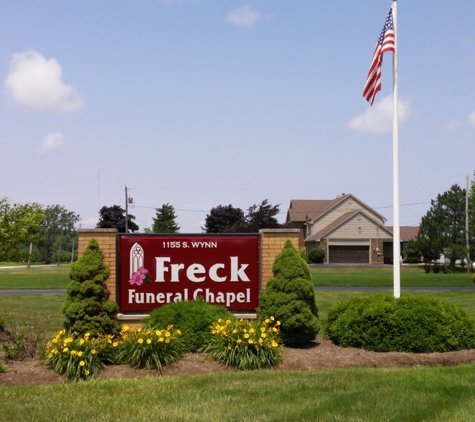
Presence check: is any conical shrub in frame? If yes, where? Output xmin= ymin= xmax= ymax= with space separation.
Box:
xmin=62 ymin=239 xmax=121 ymax=336
xmin=258 ymin=240 xmax=320 ymax=347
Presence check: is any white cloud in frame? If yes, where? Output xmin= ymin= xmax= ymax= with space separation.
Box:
xmin=347 ymin=95 xmax=412 ymax=134
xmin=442 ymin=119 xmax=463 ymax=131
xmin=4 ymin=49 xmax=84 ymax=112
xmin=225 ymin=6 xmax=264 ymax=27
xmin=38 ymin=132 xmax=65 ymax=154
xmin=469 ymin=110 xmax=475 ymax=128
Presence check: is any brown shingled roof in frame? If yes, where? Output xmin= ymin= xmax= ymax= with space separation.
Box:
xmin=387 ymin=226 xmax=419 ymax=242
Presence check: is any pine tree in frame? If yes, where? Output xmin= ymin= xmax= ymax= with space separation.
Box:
xmin=151 ymin=203 xmax=180 ymax=233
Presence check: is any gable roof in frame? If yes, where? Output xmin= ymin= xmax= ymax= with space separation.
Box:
xmin=287 ymin=194 xmax=387 ymax=225
xmin=305 ymin=210 xmax=393 ymax=242
xmin=287 ymin=196 xmax=347 ymax=223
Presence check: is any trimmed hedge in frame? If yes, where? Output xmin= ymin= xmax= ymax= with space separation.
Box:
xmin=325 ymin=293 xmax=475 ymax=353
xmin=143 ymin=298 xmax=234 ymax=352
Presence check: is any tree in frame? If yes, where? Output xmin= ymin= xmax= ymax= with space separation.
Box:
xmin=37 ymin=205 xmax=80 ymax=264
xmin=202 ymin=204 xmax=244 ymax=233
xmin=203 ymin=200 xmax=284 ymax=234
xmin=257 ymin=240 xmax=320 ymax=347
xmin=96 ymin=205 xmax=139 ymax=233
xmin=149 ymin=203 xmax=180 ymax=233
xmin=62 ymin=238 xmax=121 ymax=336
xmin=416 ymin=184 xmax=467 ymax=270
xmin=0 ymin=198 xmax=45 ymax=261
xmin=228 ymin=199 xmax=283 ymax=233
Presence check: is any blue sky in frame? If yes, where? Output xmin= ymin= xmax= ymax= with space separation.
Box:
xmin=1 ymin=1 xmax=474 ymax=232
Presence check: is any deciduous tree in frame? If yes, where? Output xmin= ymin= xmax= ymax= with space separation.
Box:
xmin=0 ymin=198 xmax=45 ymax=261
xmin=96 ymin=205 xmax=139 ymax=233
xmin=37 ymin=205 xmax=80 ymax=264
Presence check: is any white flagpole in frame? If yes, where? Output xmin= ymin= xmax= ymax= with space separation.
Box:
xmin=392 ymin=0 xmax=401 ymax=298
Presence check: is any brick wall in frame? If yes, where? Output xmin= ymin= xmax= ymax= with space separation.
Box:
xmin=259 ymin=229 xmax=300 ymax=290
xmin=78 ymin=229 xmax=117 ymax=302
xmin=77 ymin=228 xmax=300 ymax=325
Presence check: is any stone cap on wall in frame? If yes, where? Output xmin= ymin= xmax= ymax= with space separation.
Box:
xmin=259 ymin=228 xmax=300 ymax=233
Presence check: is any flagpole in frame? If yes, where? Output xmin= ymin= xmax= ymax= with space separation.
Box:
xmin=392 ymin=0 xmax=401 ymax=298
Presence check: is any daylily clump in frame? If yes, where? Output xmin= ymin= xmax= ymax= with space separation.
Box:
xmin=206 ymin=317 xmax=282 ymax=370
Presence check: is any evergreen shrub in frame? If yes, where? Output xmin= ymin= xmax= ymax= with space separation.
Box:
xmin=308 ymin=248 xmax=325 ymax=264
xmin=61 ymin=239 xmax=121 ymax=337
xmin=325 ymin=293 xmax=475 ymax=353
xmin=258 ymin=240 xmax=320 ymax=347
xmin=143 ymin=298 xmax=234 ymax=352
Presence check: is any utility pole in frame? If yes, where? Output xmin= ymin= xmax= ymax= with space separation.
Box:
xmin=125 ymin=185 xmax=129 ymax=234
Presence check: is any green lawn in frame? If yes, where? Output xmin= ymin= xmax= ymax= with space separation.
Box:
xmin=311 ymin=265 xmax=474 ymax=286
xmin=2 ymin=364 xmax=475 ymax=421
xmin=0 ymin=266 xmax=70 ymax=289
xmin=2 ymin=270 xmax=475 ymax=421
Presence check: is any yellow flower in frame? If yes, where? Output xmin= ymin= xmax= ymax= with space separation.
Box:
xmin=52 ymin=338 xmax=58 ymax=344
xmin=77 ymin=351 xmax=83 ymax=357
xmin=265 ymin=318 xmax=270 ymax=324
xmin=260 ymin=327 xmax=266 ymax=332
xmin=272 ymin=341 xmax=278 ymax=348
xmin=91 ymin=349 xmax=97 ymax=355
xmin=155 ymin=330 xmax=161 ymax=336
xmin=270 ymin=316 xmax=275 ymax=321
xmin=146 ymin=339 xmax=152 ymax=344
xmin=158 ymin=337 xmax=164 ymax=342
xmin=79 ymin=339 xmax=85 ymax=345
xmin=261 ymin=333 xmax=266 ymax=338
xmin=63 ymin=347 xmax=69 ymax=353
xmin=85 ymin=370 xmax=90 ymax=376
xmin=122 ymin=325 xmax=130 ymax=332
xmin=138 ymin=338 xmax=144 ymax=344
xmin=237 ymin=339 xmax=242 ymax=344
xmin=244 ymin=333 xmax=249 ymax=339
xmin=85 ymin=333 xmax=90 ymax=338
xmin=79 ymin=361 xmax=85 ymax=366
xmin=176 ymin=330 xmax=181 ymax=335
xmin=165 ymin=332 xmax=171 ymax=338
xmin=249 ymin=328 xmax=255 ymax=334
xmin=259 ymin=338 xmax=263 ymax=344
xmin=165 ymin=338 xmax=170 ymax=344
xmin=276 ymin=321 xmax=281 ymax=326
xmin=248 ymin=339 xmax=253 ymax=344
xmin=71 ymin=350 xmax=77 ymax=355
xmin=113 ymin=342 xmax=118 ymax=347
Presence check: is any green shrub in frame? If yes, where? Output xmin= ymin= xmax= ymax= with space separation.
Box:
xmin=143 ymin=298 xmax=233 ymax=352
xmin=298 ymin=247 xmax=309 ymax=263
xmin=61 ymin=239 xmax=121 ymax=337
xmin=117 ymin=325 xmax=183 ymax=372
xmin=44 ymin=330 xmax=118 ymax=381
xmin=258 ymin=240 xmax=320 ymax=347
xmin=325 ymin=293 xmax=475 ymax=353
xmin=307 ymin=248 xmax=325 ymax=264
xmin=205 ymin=317 xmax=282 ymax=370
xmin=403 ymin=256 xmax=420 ymax=264
xmin=0 ymin=363 xmax=7 ymax=373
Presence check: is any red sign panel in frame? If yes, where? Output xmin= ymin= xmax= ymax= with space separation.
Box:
xmin=118 ymin=235 xmax=260 ymax=313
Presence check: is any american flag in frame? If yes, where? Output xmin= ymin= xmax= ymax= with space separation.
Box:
xmin=363 ymin=8 xmax=395 ymax=105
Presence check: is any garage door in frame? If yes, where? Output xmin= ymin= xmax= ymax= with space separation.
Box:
xmin=329 ymin=246 xmax=369 ymax=264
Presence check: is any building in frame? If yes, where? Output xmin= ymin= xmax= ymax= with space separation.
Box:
xmin=286 ymin=194 xmax=419 ymax=264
